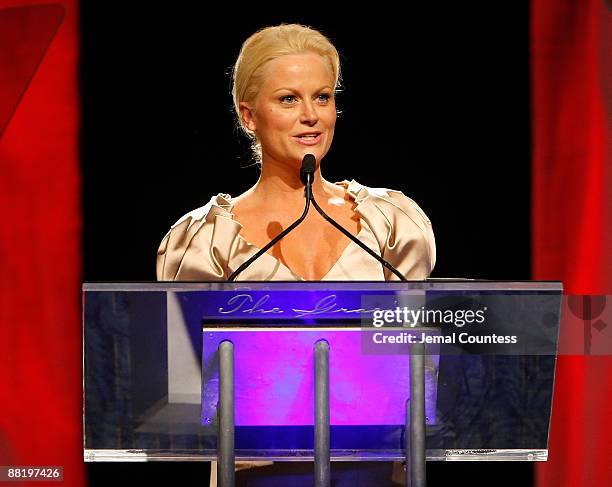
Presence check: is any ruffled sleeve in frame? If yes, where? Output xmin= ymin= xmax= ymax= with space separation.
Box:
xmin=156 ymin=194 xmax=242 ymax=281
xmin=343 ymin=180 xmax=436 ymax=280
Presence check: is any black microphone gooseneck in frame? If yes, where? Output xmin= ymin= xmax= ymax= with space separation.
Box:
xmin=227 ymin=155 xmax=315 ymax=281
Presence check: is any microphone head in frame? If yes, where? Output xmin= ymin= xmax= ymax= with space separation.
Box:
xmin=300 ymin=154 xmax=316 ymax=185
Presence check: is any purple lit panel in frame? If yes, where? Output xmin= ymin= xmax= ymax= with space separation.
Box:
xmin=202 ymin=329 xmax=438 ymax=426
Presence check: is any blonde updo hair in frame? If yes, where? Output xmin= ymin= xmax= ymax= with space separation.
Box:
xmin=232 ymin=24 xmax=341 ymax=163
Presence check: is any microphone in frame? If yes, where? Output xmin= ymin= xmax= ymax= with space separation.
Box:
xmin=300 ymin=153 xmax=315 ymax=205
xmin=300 ymin=153 xmax=316 ymax=185
xmin=228 ymin=155 xmax=315 ymax=281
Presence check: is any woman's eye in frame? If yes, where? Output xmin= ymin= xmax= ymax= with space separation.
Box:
xmin=280 ymin=95 xmax=297 ymax=104
xmin=317 ymin=93 xmax=331 ymax=103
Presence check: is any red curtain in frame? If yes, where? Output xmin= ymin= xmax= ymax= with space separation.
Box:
xmin=0 ymin=1 xmax=83 ymax=485
xmin=532 ymin=1 xmax=612 ymax=485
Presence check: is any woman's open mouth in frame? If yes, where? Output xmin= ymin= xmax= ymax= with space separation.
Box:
xmin=294 ymin=132 xmax=322 ymax=145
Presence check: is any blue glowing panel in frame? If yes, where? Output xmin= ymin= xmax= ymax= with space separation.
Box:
xmin=202 ymin=328 xmax=438 ymax=427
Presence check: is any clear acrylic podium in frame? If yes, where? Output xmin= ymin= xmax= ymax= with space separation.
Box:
xmin=83 ymin=281 xmax=561 ymax=485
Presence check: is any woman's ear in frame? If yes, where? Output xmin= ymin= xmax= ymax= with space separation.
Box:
xmin=239 ymin=102 xmax=257 ymax=132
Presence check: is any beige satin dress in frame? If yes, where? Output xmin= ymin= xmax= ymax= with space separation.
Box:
xmin=157 ymin=179 xmax=436 ymax=281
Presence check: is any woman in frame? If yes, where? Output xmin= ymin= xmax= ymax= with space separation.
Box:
xmin=157 ymin=23 xmax=435 ymax=283
xmin=157 ymin=23 xmax=435 ymax=485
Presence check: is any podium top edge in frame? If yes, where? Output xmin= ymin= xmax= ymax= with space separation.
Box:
xmin=82 ymin=280 xmax=563 ymax=292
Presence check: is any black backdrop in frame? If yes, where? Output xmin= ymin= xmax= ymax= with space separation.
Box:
xmin=82 ymin=2 xmax=532 ymax=485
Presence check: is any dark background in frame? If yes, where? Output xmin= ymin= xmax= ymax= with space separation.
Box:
xmin=82 ymin=2 xmax=532 ymax=485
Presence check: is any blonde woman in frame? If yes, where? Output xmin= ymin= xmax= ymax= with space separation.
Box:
xmin=157 ymin=23 xmax=435 ymax=486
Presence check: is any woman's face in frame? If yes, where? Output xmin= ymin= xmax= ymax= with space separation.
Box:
xmin=240 ymin=52 xmax=337 ymax=168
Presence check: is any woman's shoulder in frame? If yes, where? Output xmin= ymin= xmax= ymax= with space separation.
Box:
xmin=156 ymin=193 xmax=239 ymax=281
xmin=339 ymin=179 xmax=433 ymax=228
xmin=339 ymin=179 xmax=436 ymax=277
xmin=166 ymin=193 xmax=233 ymax=229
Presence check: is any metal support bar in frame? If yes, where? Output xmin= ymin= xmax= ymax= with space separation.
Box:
xmin=314 ymin=340 xmax=330 ymax=487
xmin=405 ymin=398 xmax=411 ymax=487
xmin=407 ymin=342 xmax=426 ymax=487
xmin=218 ymin=340 xmax=235 ymax=487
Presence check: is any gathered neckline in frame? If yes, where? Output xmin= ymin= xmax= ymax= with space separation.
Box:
xmin=213 ymin=179 xmax=375 ymax=281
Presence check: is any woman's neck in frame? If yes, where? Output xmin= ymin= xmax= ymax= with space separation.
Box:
xmin=248 ymin=157 xmax=338 ymax=205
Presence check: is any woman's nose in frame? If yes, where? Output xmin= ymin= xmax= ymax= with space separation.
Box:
xmin=300 ymin=101 xmax=319 ymax=124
